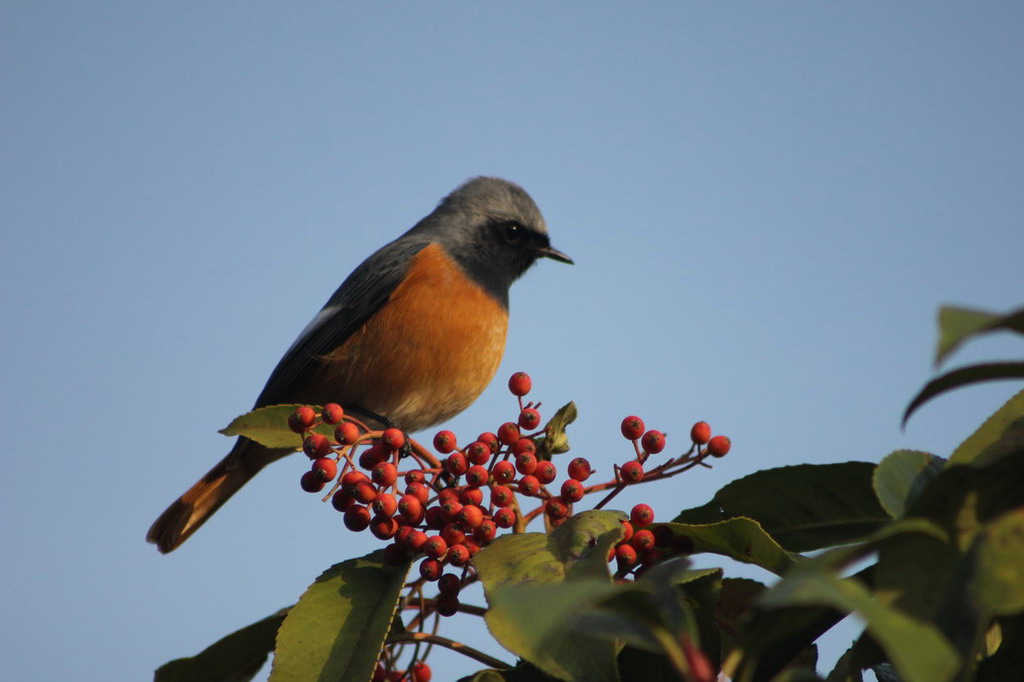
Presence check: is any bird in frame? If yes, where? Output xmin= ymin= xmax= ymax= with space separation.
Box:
xmin=147 ymin=177 xmax=572 ymax=553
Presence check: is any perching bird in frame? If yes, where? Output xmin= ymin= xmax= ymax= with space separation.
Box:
xmin=148 ymin=177 xmax=571 ymax=552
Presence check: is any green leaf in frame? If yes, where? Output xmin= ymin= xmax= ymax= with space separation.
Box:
xmin=155 ymin=608 xmax=288 ymax=682
xmin=758 ymin=570 xmax=960 ymax=682
xmin=536 ymin=401 xmax=577 ymax=459
xmin=971 ymin=507 xmax=1024 ymax=617
xmin=935 ymin=306 xmax=1024 ymax=366
xmin=665 ymin=518 xmax=798 ymax=576
xmin=475 ymin=511 xmax=626 ymax=682
xmin=487 ymin=580 xmax=629 ymax=682
xmin=219 ymin=404 xmax=334 ymax=449
xmin=902 ymin=363 xmax=1024 ymax=427
xmin=872 ymin=450 xmax=945 ymax=518
xmin=269 ymin=550 xmax=411 ymax=682
xmin=674 ymin=462 xmax=889 ymax=552
xmin=906 ymin=453 xmax=1024 ymax=551
xmin=948 ymin=390 xmax=1024 ymax=468
xmin=458 ymin=661 xmax=558 ymax=682
xmin=977 ymin=613 xmax=1024 ymax=681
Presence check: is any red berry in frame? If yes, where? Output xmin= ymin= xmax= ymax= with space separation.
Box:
xmin=641 ymin=430 xmax=666 ymax=454
xmin=383 ymin=542 xmax=408 ymax=566
xmin=490 ymin=485 xmax=514 ymax=507
xmin=545 ymin=498 xmax=569 ymax=520
xmin=466 ymin=440 xmax=492 ymax=465
xmin=370 ymin=515 xmax=399 ymax=540
xmin=343 ymin=505 xmax=371 ymax=532
xmin=508 ymin=371 xmax=532 ymax=396
xmin=404 ymin=530 xmax=428 ymax=552
xmin=404 ymin=469 xmax=426 ymax=485
xmin=353 ymin=480 xmax=377 ymax=504
xmin=446 ymin=543 xmax=471 ymax=566
xmin=289 ymin=406 xmax=317 ymax=433
xmin=708 ymin=435 xmax=731 ymax=457
xmin=372 ymin=493 xmax=398 ymax=518
xmin=465 ymin=465 xmax=489 ymax=488
xmin=457 ymin=504 xmax=485 ymax=529
xmin=445 ymin=452 xmax=469 ymax=476
xmin=459 ymin=486 xmax=484 ymax=506
xmin=441 ymin=522 xmax=466 ymax=546
xmin=419 ymin=558 xmax=442 ymax=581
xmin=439 ymin=498 xmax=463 ymax=522
xmin=567 ymin=457 xmax=592 ymax=481
xmin=406 ymin=482 xmax=430 ymax=505
xmin=630 ymin=503 xmax=655 ymax=527
xmin=381 ymin=428 xmax=405 ymax=451
xmin=518 ymin=408 xmax=541 ymax=430
xmin=433 ymin=430 xmax=457 ymax=454
xmin=512 ymin=438 xmax=536 ymax=456
xmin=311 ymin=457 xmax=338 ymax=482
xmin=302 ymin=433 xmax=331 ymax=459
xmin=300 ymin=470 xmax=325 ymax=493
xmin=632 ymin=529 xmax=656 ymax=552
xmin=435 ymin=595 xmax=460 ymax=617
xmin=320 ymin=403 xmax=344 ymax=425
xmin=492 ymin=460 xmax=516 ymax=484
xmin=437 ymin=573 xmax=462 ymax=596
xmin=372 ymin=461 xmax=398 ymax=487
xmin=518 ymin=475 xmax=540 ymax=496
xmin=477 ymin=431 xmax=500 ymax=452
xmin=493 ymin=507 xmax=516 ymax=528
xmin=335 ymin=421 xmax=361 ymax=445
xmin=423 ymin=535 xmax=448 ymax=559
xmin=497 ymin=422 xmax=521 ymax=446
xmin=410 ymin=661 xmax=432 ymax=682
xmin=620 ymin=520 xmax=634 ymax=543
xmin=620 ymin=460 xmax=644 ymax=484
xmin=341 ymin=470 xmax=369 ymax=492
xmin=615 ymin=544 xmax=638 ymax=568
xmin=395 ymin=497 xmax=419 ymax=522
xmin=690 ymin=421 xmax=711 ymax=445
xmin=534 ymin=460 xmax=557 ymax=485
xmin=560 ymin=479 xmax=585 ymax=503
xmin=331 ymin=490 xmax=355 ymax=512
xmin=620 ymin=415 xmax=645 ymax=440
xmin=473 ymin=519 xmax=497 ymax=543
xmin=515 ymin=451 xmax=538 ymax=475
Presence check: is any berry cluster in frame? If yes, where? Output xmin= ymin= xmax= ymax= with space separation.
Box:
xmin=286 ymin=372 xmax=731 ymax=678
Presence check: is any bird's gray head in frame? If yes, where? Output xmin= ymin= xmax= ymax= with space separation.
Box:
xmin=411 ymin=177 xmax=572 ymax=306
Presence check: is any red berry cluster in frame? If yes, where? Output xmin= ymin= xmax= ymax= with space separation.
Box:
xmin=288 ymin=372 xmax=600 ymax=622
xmin=285 ymin=374 xmax=732 ymax=676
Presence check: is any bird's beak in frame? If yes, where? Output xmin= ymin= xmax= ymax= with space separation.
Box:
xmin=539 ymin=245 xmax=574 ymax=265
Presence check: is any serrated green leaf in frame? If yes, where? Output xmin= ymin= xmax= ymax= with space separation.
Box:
xmin=155 ymin=608 xmax=288 ymax=682
xmin=948 ymin=390 xmax=1024 ymax=467
xmin=674 ymin=463 xmax=888 ymax=552
xmin=936 ymin=306 xmax=1024 ymax=366
xmin=758 ymin=571 xmax=959 ymax=682
xmin=219 ymin=404 xmax=336 ymax=449
xmin=475 ymin=511 xmax=625 ymax=682
xmin=665 ymin=518 xmax=798 ymax=576
xmin=269 ymin=550 xmax=411 ymax=682
xmin=902 ymin=363 xmax=1024 ymax=427
xmin=873 ymin=450 xmax=946 ymax=518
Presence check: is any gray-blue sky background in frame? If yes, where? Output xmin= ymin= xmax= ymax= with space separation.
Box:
xmin=3 ymin=4 xmax=1021 ymax=680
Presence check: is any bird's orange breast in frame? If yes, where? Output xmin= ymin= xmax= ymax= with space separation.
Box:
xmin=311 ymin=243 xmax=509 ymax=432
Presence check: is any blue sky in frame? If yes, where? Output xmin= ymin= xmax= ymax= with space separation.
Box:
xmin=2 ymin=4 xmax=1022 ymax=680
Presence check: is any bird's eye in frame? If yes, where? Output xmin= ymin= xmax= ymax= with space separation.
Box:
xmin=502 ymin=221 xmax=525 ymax=245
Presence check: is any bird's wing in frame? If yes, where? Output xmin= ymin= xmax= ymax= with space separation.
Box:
xmin=253 ymin=238 xmax=430 ymax=407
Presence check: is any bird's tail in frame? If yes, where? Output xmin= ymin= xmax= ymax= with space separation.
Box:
xmin=146 ymin=439 xmax=292 ymax=553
